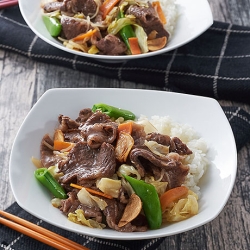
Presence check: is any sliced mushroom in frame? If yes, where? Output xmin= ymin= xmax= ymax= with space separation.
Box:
xmin=118 ymin=193 xmax=142 ymax=227
xmin=147 ymin=36 xmax=167 ymax=51
xmin=115 ymin=132 xmax=134 ymax=162
xmin=148 ymin=30 xmax=158 ymax=40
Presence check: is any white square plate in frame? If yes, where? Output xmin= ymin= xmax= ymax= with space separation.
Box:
xmin=9 ymin=88 xmax=237 ymax=240
xmin=18 ymin=0 xmax=213 ymax=62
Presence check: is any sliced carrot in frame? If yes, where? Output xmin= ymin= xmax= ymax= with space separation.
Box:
xmin=128 ymin=37 xmax=141 ymax=55
xmin=53 ymin=140 xmax=73 ymax=151
xmin=118 ymin=121 xmax=133 ymax=135
xmin=70 ymin=183 xmax=113 ymax=199
xmin=72 ymin=29 xmax=97 ymax=42
xmin=160 ymin=186 xmax=189 ymax=212
xmin=99 ymin=0 xmax=120 ymax=19
xmin=152 ymin=1 xmax=167 ymax=25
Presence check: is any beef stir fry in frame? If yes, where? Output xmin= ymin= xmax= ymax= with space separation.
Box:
xmin=34 ymin=104 xmax=199 ymax=232
xmin=41 ymin=0 xmax=172 ymax=55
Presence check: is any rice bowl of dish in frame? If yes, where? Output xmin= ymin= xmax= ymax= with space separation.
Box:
xmin=9 ymin=88 xmax=237 ymax=239
xmin=18 ymin=0 xmax=213 ymax=62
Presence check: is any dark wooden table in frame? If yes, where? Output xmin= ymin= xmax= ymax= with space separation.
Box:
xmin=1 ymin=1 xmax=250 ymax=249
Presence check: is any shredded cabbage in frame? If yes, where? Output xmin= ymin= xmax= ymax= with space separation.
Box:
xmin=144 ymin=140 xmax=170 ymax=157
xmin=134 ymin=24 xmax=148 ymax=53
xmin=96 ymin=178 xmax=121 ymax=198
xmin=162 ymin=191 xmax=199 ymax=222
xmin=107 ymin=16 xmax=136 ymax=35
xmin=145 ymin=176 xmax=168 ymax=196
xmin=136 ymin=118 xmax=158 ymax=134
xmin=48 ymin=165 xmax=63 ymax=180
xmin=68 ymin=209 xmax=106 ymax=229
xmin=77 ymin=188 xmax=107 ymax=210
xmin=117 ymin=164 xmax=141 ymax=179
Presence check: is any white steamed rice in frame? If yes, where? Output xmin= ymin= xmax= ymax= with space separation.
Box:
xmin=149 ymin=0 xmax=178 ymax=36
xmin=138 ymin=115 xmax=209 ymax=197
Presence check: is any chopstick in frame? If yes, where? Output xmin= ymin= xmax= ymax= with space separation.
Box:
xmin=0 ymin=210 xmax=89 ymax=250
xmin=0 ymin=0 xmax=18 ymax=9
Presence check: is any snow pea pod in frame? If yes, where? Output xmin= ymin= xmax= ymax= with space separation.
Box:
xmin=118 ymin=9 xmax=135 ymax=51
xmin=92 ymin=103 xmax=136 ymax=120
xmin=124 ymin=175 xmax=162 ymax=229
xmin=42 ymin=15 xmax=62 ymax=37
xmin=34 ymin=168 xmax=67 ymax=199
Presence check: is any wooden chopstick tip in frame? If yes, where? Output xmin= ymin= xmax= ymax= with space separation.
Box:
xmin=0 ymin=210 xmax=89 ymax=250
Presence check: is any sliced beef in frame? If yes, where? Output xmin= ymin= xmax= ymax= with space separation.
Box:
xmin=82 ymin=111 xmax=112 ymax=126
xmin=146 ymin=133 xmax=192 ymax=155
xmin=58 ymin=141 xmax=116 ymax=184
xmin=131 ymin=122 xmax=146 ymax=146
xmin=130 ymin=146 xmax=177 ymax=177
xmin=170 ymin=137 xmax=193 ymax=155
xmin=61 ymin=15 xmax=90 ymax=40
xmin=75 ymin=108 xmax=93 ymax=124
xmin=60 ymin=0 xmax=97 ymax=17
xmin=43 ymin=1 xmax=64 ymax=13
xmin=71 ymin=0 xmax=97 ymax=16
xmin=58 ymin=114 xmax=80 ymax=132
xmin=130 ymin=146 xmax=189 ymax=188
xmin=146 ymin=132 xmax=171 ymax=146
xmin=82 ymin=122 xmax=118 ymax=148
xmin=126 ymin=3 xmax=169 ymax=39
xmin=80 ymin=111 xmax=118 ymax=148
xmin=64 ymin=129 xmax=83 ymax=143
xmin=60 ymin=191 xmax=103 ymax=222
xmin=60 ymin=191 xmax=81 ymax=215
xmin=40 ymin=134 xmax=63 ymax=168
xmin=95 ymin=34 xmax=127 ymax=55
xmin=164 ymin=160 xmax=190 ymax=189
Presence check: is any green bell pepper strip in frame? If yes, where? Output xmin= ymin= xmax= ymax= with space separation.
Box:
xmin=118 ymin=9 xmax=136 ymax=51
xmin=124 ymin=175 xmax=162 ymax=229
xmin=92 ymin=103 xmax=136 ymax=120
xmin=34 ymin=168 xmax=67 ymax=199
xmin=42 ymin=15 xmax=62 ymax=37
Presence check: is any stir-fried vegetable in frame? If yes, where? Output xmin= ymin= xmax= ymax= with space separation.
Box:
xmin=117 ymin=9 xmax=136 ymax=52
xmin=41 ymin=0 xmax=171 ymax=56
xmin=70 ymin=183 xmax=113 ymax=199
xmin=160 ymin=186 xmax=188 ymax=212
xmin=54 ymin=140 xmax=74 ymax=151
xmin=163 ymin=190 xmax=199 ymax=222
xmin=72 ymin=29 xmax=97 ymax=42
xmin=100 ymin=0 xmax=120 ymax=19
xmin=68 ymin=209 xmax=106 ymax=229
xmin=128 ymin=37 xmax=141 ymax=55
xmin=117 ymin=121 xmax=133 ymax=134
xmin=42 ymin=15 xmax=62 ymax=37
xmin=96 ymin=178 xmax=121 ymax=198
xmin=92 ymin=103 xmax=136 ymax=120
xmin=152 ymin=1 xmax=167 ymax=24
xmin=34 ymin=168 xmax=67 ymax=199
xmin=124 ymin=175 xmax=162 ymax=229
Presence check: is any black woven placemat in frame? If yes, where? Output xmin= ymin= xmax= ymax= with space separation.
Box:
xmin=1 ymin=6 xmax=250 ymax=104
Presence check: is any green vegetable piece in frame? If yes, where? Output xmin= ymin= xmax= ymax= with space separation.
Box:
xmin=42 ymin=15 xmax=62 ymax=37
xmin=92 ymin=103 xmax=136 ymax=120
xmin=118 ymin=10 xmax=136 ymax=50
xmin=34 ymin=168 xmax=67 ymax=199
xmin=124 ymin=175 xmax=162 ymax=229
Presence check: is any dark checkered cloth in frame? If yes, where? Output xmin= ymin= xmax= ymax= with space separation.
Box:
xmin=1 ymin=6 xmax=250 ymax=250
xmin=1 ymin=7 xmax=250 ymax=104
